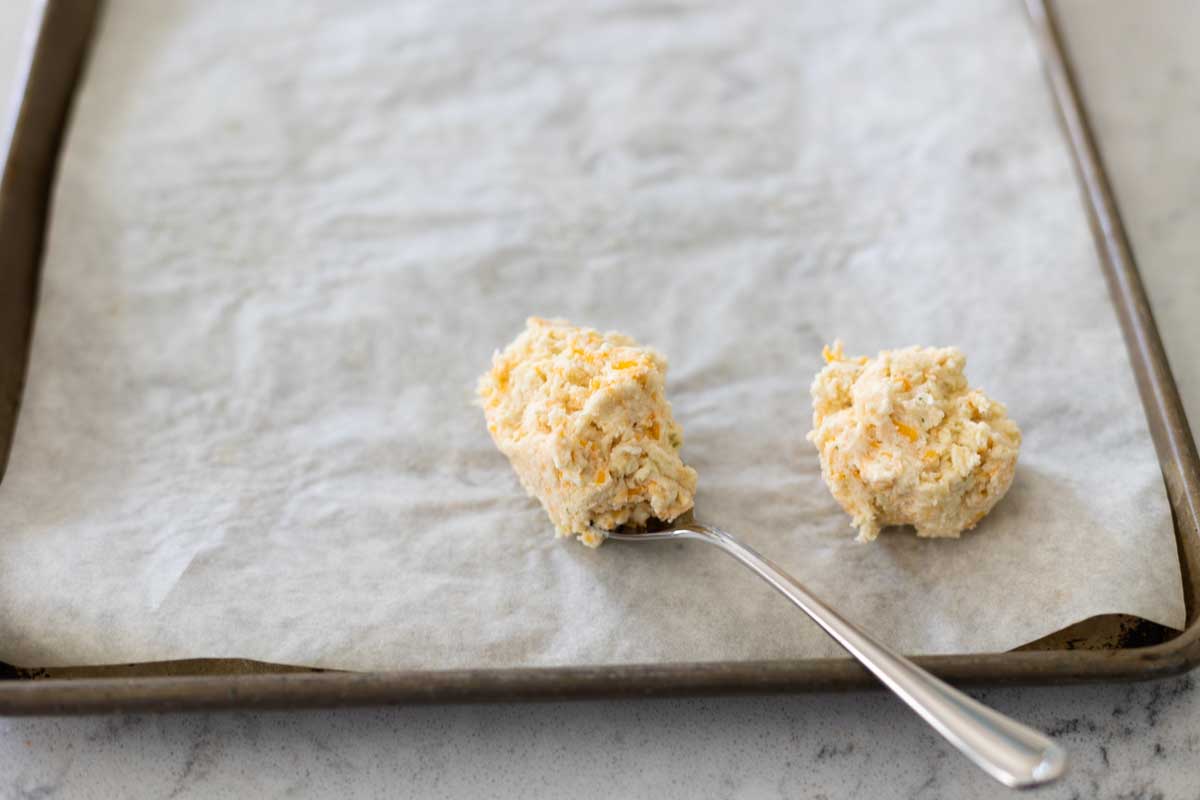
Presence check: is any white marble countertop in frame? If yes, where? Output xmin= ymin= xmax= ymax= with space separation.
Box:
xmin=2 ymin=2 xmax=1198 ymax=798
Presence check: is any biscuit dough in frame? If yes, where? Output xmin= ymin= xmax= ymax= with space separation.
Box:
xmin=479 ymin=318 xmax=698 ymax=547
xmin=808 ymin=343 xmax=1021 ymax=541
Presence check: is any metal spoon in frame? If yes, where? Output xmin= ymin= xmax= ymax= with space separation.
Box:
xmin=604 ymin=518 xmax=1067 ymax=789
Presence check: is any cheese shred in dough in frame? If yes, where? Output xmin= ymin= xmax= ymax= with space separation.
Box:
xmin=479 ymin=318 xmax=697 ymax=547
xmin=807 ymin=342 xmax=1021 ymax=541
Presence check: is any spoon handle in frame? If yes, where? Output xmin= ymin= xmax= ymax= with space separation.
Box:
xmin=679 ymin=523 xmax=1066 ymax=789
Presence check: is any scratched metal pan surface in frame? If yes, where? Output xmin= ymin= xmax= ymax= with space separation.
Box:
xmin=0 ymin=0 xmax=1196 ymax=713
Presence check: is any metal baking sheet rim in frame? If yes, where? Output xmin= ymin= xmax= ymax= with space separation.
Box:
xmin=0 ymin=0 xmax=1196 ymax=713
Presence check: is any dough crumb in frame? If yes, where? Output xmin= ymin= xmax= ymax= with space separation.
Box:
xmin=479 ymin=318 xmax=697 ymax=547
xmin=807 ymin=342 xmax=1021 ymax=541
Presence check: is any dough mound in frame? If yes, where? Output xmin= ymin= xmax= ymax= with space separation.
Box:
xmin=807 ymin=342 xmax=1021 ymax=541
xmin=479 ymin=318 xmax=697 ymax=547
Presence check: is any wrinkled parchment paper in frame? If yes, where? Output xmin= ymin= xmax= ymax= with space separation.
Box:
xmin=0 ymin=0 xmax=1185 ymax=669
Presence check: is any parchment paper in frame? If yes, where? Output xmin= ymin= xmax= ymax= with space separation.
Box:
xmin=0 ymin=0 xmax=1186 ymax=670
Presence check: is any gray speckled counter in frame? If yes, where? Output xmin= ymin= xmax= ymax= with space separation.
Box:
xmin=2 ymin=2 xmax=1199 ymax=798
xmin=2 ymin=680 xmax=1198 ymax=799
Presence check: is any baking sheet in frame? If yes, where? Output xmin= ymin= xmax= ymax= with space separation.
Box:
xmin=0 ymin=0 xmax=1185 ymax=671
